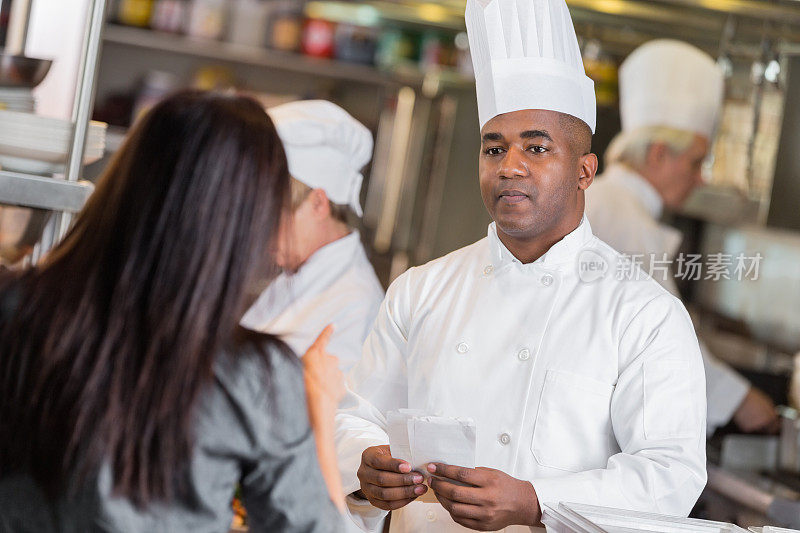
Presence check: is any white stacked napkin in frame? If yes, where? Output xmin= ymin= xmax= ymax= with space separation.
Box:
xmin=387 ymin=409 xmax=477 ymax=503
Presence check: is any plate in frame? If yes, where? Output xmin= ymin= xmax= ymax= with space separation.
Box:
xmin=0 ymin=152 xmax=103 ymax=174
xmin=0 ymin=115 xmax=106 ymax=164
xmin=0 ymin=110 xmax=106 ymax=142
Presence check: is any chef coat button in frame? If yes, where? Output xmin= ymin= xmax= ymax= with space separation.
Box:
xmin=456 ymin=342 xmax=469 ymax=354
xmin=483 ymin=265 xmax=494 ymax=275
xmin=426 ymin=510 xmax=436 ymax=522
xmin=517 ymin=348 xmax=531 ymax=361
xmin=499 ymin=433 xmax=511 ymax=445
xmin=541 ymin=274 xmax=554 ymax=286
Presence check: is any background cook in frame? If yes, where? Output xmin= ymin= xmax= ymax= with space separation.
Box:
xmin=242 ymin=100 xmax=384 ymax=372
xmin=585 ymin=40 xmax=779 ymax=437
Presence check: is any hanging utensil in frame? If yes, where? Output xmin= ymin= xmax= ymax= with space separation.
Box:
xmin=1 ymin=0 xmax=52 ymax=88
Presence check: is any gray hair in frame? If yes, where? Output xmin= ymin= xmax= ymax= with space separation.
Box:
xmin=290 ymin=177 xmax=352 ymax=224
xmin=605 ymin=126 xmax=696 ymax=169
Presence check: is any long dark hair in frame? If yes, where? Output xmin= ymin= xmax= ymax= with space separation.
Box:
xmin=0 ymin=91 xmax=290 ymax=504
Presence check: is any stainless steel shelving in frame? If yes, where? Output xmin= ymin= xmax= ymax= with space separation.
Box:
xmin=0 ymin=0 xmax=107 ymax=258
xmin=0 ymin=171 xmax=94 ymax=213
xmin=102 ymin=23 xmax=473 ymax=90
xmin=299 ymin=0 xmax=800 ymax=57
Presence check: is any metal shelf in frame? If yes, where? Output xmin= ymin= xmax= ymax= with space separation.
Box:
xmin=0 ymin=171 xmax=94 ymax=213
xmin=102 ymin=24 xmax=473 ymax=90
xmin=0 ymin=0 xmax=107 ymax=264
xmin=306 ymin=0 xmax=466 ymax=31
xmin=299 ymin=0 xmax=800 ymax=31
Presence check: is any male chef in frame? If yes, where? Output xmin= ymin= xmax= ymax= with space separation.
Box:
xmin=585 ymin=40 xmax=779 ymax=436
xmin=335 ymin=1 xmax=707 ymax=531
xmin=241 ymin=100 xmax=384 ymax=371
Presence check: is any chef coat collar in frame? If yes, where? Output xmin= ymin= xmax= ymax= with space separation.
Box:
xmin=488 ymin=215 xmax=594 ymax=272
xmin=597 ymin=163 xmax=684 ymax=260
xmin=604 ymin=163 xmax=664 ymax=220
xmin=241 ymin=230 xmax=366 ymax=334
xmin=291 ymin=230 xmax=363 ymax=286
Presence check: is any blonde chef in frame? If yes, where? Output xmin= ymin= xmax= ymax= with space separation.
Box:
xmin=585 ymin=40 xmax=779 ymax=437
xmin=241 ymin=100 xmax=384 ymax=372
xmin=334 ymin=1 xmax=707 ymax=532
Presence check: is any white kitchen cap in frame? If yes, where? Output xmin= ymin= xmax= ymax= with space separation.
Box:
xmin=466 ymin=0 xmax=596 ymax=133
xmin=268 ymin=100 xmax=373 ymax=217
xmin=619 ymin=40 xmax=724 ymax=140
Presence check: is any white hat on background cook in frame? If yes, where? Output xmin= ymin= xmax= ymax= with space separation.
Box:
xmin=619 ymin=39 xmax=724 ymax=140
xmin=465 ymin=0 xmax=596 ymax=133
xmin=268 ymin=100 xmax=373 ymax=217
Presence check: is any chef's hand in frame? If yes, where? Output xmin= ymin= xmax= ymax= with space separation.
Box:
xmin=734 ymin=387 xmax=780 ymax=434
xmin=356 ymin=445 xmax=428 ymax=510
xmin=427 ymin=463 xmax=541 ymax=531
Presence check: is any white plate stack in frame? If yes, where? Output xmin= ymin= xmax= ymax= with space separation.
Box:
xmin=542 ymin=502 xmax=750 ymax=533
xmin=0 ymin=110 xmax=107 ymax=174
xmin=0 ymin=88 xmax=35 ymax=113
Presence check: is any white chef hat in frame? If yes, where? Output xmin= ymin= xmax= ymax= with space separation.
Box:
xmin=619 ymin=40 xmax=724 ymax=140
xmin=466 ymin=0 xmax=596 ymax=133
xmin=268 ymin=100 xmax=373 ymax=217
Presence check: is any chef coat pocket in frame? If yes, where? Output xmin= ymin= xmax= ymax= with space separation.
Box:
xmin=532 ymin=369 xmax=615 ymax=472
xmin=643 ymin=359 xmax=703 ymax=440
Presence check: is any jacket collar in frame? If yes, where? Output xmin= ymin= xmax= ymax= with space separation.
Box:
xmin=604 ymin=163 xmax=664 ymax=220
xmin=290 ymin=230 xmax=362 ymax=289
xmin=241 ymin=230 xmax=365 ymax=332
xmin=598 ymin=163 xmax=683 ymax=258
xmin=488 ymin=215 xmax=595 ymax=272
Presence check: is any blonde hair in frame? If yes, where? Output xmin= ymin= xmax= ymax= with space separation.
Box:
xmin=605 ymin=126 xmax=696 ymax=170
xmin=290 ymin=178 xmax=351 ymax=224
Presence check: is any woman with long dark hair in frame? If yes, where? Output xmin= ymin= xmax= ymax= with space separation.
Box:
xmin=0 ymin=91 xmax=344 ymax=531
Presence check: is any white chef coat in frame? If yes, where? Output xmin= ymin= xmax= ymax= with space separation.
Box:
xmin=241 ymin=230 xmax=384 ymax=371
xmin=585 ymin=164 xmax=750 ymax=435
xmin=336 ymin=217 xmax=707 ymax=532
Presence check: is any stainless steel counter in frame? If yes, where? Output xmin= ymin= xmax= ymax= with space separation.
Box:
xmin=702 ymin=440 xmax=800 ymax=529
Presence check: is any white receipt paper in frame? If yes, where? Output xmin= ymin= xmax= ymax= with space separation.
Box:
xmin=387 ymin=409 xmax=477 ymax=504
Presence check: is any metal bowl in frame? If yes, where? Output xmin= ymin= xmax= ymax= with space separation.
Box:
xmin=0 ymin=53 xmax=52 ymax=88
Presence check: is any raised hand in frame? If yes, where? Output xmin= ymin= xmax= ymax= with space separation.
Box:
xmin=303 ymin=325 xmax=344 ymax=409
xmin=302 ymin=325 xmax=345 ymax=511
